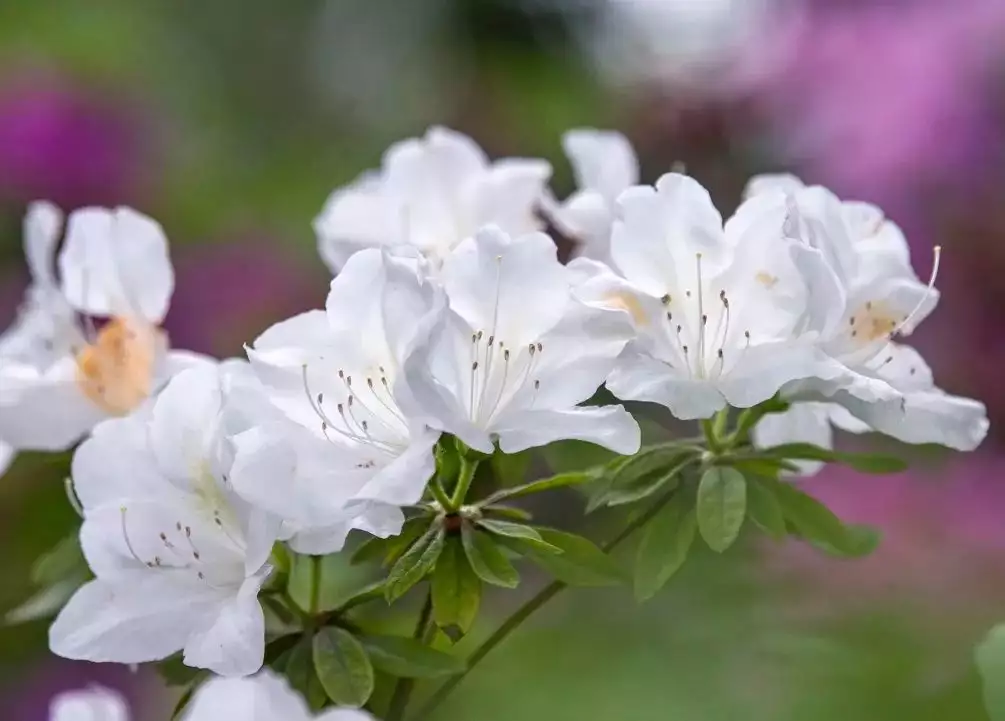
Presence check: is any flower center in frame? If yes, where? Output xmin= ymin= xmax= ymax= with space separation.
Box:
xmin=602 ymin=291 xmax=649 ymax=327
xmin=847 ymin=301 xmax=900 ymax=346
xmin=74 ymin=317 xmax=162 ymax=415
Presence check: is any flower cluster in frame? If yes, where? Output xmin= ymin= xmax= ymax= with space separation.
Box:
xmin=1 ymin=126 xmax=987 ymax=719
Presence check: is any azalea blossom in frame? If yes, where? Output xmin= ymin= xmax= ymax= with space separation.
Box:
xmin=0 ymin=203 xmax=205 ymax=474
xmin=49 ymin=686 xmax=129 ymax=721
xmin=576 ymin=172 xmax=838 ymax=420
xmin=404 ymin=225 xmax=640 ymax=455
xmin=747 ymin=175 xmax=988 ymax=466
xmin=231 ymin=248 xmax=442 ymax=554
xmin=314 ymin=126 xmax=551 ymax=271
xmin=182 ymin=670 xmax=374 ymax=721
xmin=49 ymin=365 xmax=279 ymax=677
xmin=545 ymin=129 xmax=639 ymax=264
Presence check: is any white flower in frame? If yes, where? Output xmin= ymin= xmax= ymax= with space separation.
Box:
xmin=578 ymin=173 xmax=838 ymax=420
xmin=0 ymin=204 xmax=206 ymax=471
xmin=49 ymin=686 xmax=129 ymax=721
xmin=49 ymin=365 xmax=279 ymax=677
xmin=404 ymin=225 xmax=640 ymax=455
xmin=314 ymin=126 xmax=552 ymax=271
xmin=544 ymin=129 xmax=639 ymax=264
xmin=747 ymin=175 xmax=988 ymax=461
xmin=231 ymin=249 xmax=442 ymax=555
xmin=182 ymin=670 xmax=374 ymax=721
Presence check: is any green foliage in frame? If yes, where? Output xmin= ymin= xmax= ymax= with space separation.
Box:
xmin=745 ymin=475 xmax=787 ymax=540
xmin=977 ymin=624 xmax=1005 ymax=721
xmin=477 ymin=519 xmax=561 ymax=554
xmin=519 ymin=528 xmax=625 ymax=587
xmin=696 ymin=467 xmax=747 ymax=553
xmin=634 ymin=495 xmax=697 ymax=601
xmin=758 ymin=443 xmax=908 ymax=474
xmin=386 ymin=525 xmax=446 ymax=603
xmin=313 ymin=628 xmax=375 ymax=707
xmin=361 ymin=635 xmax=465 ymax=678
xmin=462 ymin=523 xmax=520 ymax=588
xmin=482 ymin=470 xmax=598 ymax=505
xmin=285 ymin=636 xmax=330 ymax=711
xmin=432 ymin=537 xmax=482 ymax=639
xmin=352 ymin=516 xmax=431 ymax=568
xmin=6 ymin=529 xmax=90 ymax=625
xmin=489 ymin=448 xmax=531 ymax=488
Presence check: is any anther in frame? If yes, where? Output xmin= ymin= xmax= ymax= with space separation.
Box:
xmin=504 ymin=349 xmax=510 ymax=361
xmin=661 ymin=294 xmax=671 ymax=305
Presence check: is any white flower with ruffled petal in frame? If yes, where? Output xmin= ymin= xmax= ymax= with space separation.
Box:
xmin=544 ymin=128 xmax=638 ymax=264
xmin=404 ymin=225 xmax=640 ymax=455
xmin=746 ymin=175 xmax=988 ymax=465
xmin=49 ymin=364 xmax=280 ymax=677
xmin=577 ymin=173 xmax=839 ymax=420
xmin=0 ymin=204 xmax=207 ymax=474
xmin=314 ymin=126 xmax=552 ymax=272
xmin=182 ymin=670 xmax=374 ymax=721
xmin=49 ymin=686 xmax=129 ymax=721
xmin=230 ymin=249 xmax=443 ymax=555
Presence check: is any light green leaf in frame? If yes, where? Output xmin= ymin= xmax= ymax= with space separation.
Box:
xmin=524 ymin=528 xmax=624 ymax=586
xmin=490 ymin=449 xmax=531 ymax=488
xmin=360 ymin=635 xmax=465 ymax=678
xmin=31 ymin=531 xmax=85 ymax=586
xmin=476 ymin=519 xmax=561 ymax=554
xmin=760 ymin=442 xmax=907 ymax=474
xmin=762 ymin=476 xmax=872 ymax=557
xmin=431 ymin=538 xmax=482 ymax=638
xmin=385 ymin=525 xmax=445 ymax=603
xmin=461 ymin=524 xmax=519 ymax=588
xmin=483 ymin=470 xmax=597 ymax=505
xmin=634 ymin=496 xmax=696 ymax=601
xmin=312 ymin=628 xmax=374 ymax=708
xmin=352 ymin=516 xmax=430 ymax=567
xmin=696 ymin=467 xmax=747 ymax=553
xmin=745 ymin=476 xmax=786 ymax=540
xmin=283 ymin=638 xmax=328 ymax=711
xmin=977 ymin=623 xmax=1005 ymax=721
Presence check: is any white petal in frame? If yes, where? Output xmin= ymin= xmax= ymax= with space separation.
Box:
xmin=49 ymin=574 xmax=219 ymax=665
xmin=788 ymin=242 xmax=847 ymax=338
xmin=606 ymin=349 xmax=726 ymax=420
xmin=752 ymin=402 xmax=834 ymax=476
xmin=352 ymin=425 xmax=438 ymax=506
xmin=49 ymin=686 xmax=129 ymax=721
xmin=253 ymin=310 xmax=332 ymax=355
xmin=315 ymin=174 xmax=398 ymax=273
xmin=24 ymin=200 xmax=63 ymax=287
xmin=743 ymin=173 xmax=806 ymax=200
xmin=442 ymin=226 xmax=568 ymax=347
xmin=0 ymin=358 xmax=106 ymax=451
xmin=471 ymin=158 xmax=551 ymax=234
xmin=149 ymin=366 xmax=224 ymax=487
xmin=562 ymin=129 xmax=639 ymax=201
xmin=59 ymin=207 xmax=174 ymax=322
xmin=0 ymin=441 xmax=15 ymax=477
xmin=287 ymin=502 xmax=405 ymax=556
xmin=183 ymin=572 xmax=268 ymax=677
xmin=554 ymin=190 xmax=614 ymax=261
xmin=316 ymin=710 xmax=376 ymax=721
xmin=183 ymin=671 xmax=312 ymax=721
xmin=495 ymin=405 xmax=640 ymax=455
xmin=718 ymin=342 xmax=829 ymax=410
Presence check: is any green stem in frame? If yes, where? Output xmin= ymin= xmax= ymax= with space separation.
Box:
xmin=309 ymin=555 xmax=322 ymax=615
xmin=429 ymin=477 xmax=453 ymax=511
xmin=450 ymin=457 xmax=479 ymax=509
xmin=412 ymin=490 xmax=677 ymax=720
xmin=387 ymin=594 xmax=434 ymax=720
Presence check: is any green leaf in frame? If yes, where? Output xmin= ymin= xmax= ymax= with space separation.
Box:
xmin=431 ymin=537 xmax=482 ymax=638
xmin=542 ymin=439 xmax=619 ymax=474
xmin=170 ymin=684 xmax=198 ymax=721
xmin=312 ymin=628 xmax=374 ymax=708
xmin=483 ymin=470 xmax=597 ymax=505
xmin=490 ymin=449 xmax=531 ymax=488
xmin=807 ymin=523 xmax=882 ymax=558
xmin=352 ymin=516 xmax=429 ymax=567
xmin=634 ymin=496 xmax=696 ymax=601
xmin=477 ymin=519 xmax=561 ymax=554
xmin=286 ymin=636 xmax=329 ymax=711
xmin=603 ymin=454 xmax=692 ymax=507
xmin=480 ymin=504 xmax=533 ymax=522
xmin=760 ymin=442 xmax=907 ymax=474
xmin=156 ymin=654 xmax=209 ymax=688
xmin=435 ymin=437 xmax=461 ymax=488
xmin=361 ymin=635 xmax=465 ymax=678
xmin=385 ymin=525 xmax=445 ymax=603
xmin=5 ymin=575 xmax=88 ymax=625
xmin=461 ymin=523 xmax=519 ymax=588
xmin=696 ymin=467 xmax=747 ymax=553
xmin=762 ymin=476 xmax=868 ymax=557
xmin=31 ymin=531 xmax=85 ymax=586
xmin=745 ymin=476 xmax=786 ymax=540
xmin=524 ymin=528 xmax=624 ymax=586
xmin=977 ymin=623 xmax=1005 ymax=721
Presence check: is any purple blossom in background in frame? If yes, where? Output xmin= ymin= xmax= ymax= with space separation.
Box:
xmin=0 ymin=71 xmax=150 ymax=208
xmin=165 ymin=238 xmax=325 ymax=358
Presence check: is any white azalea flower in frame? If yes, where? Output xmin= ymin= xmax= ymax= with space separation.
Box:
xmin=405 ymin=225 xmax=640 ymax=455
xmin=578 ymin=173 xmax=838 ymax=420
xmin=314 ymin=126 xmax=551 ymax=272
xmin=49 ymin=365 xmax=279 ymax=677
xmin=231 ymin=249 xmax=442 ymax=555
xmin=545 ymin=129 xmax=638 ymax=263
xmin=182 ymin=670 xmax=374 ymax=721
xmin=0 ymin=204 xmax=206 ymax=472
xmin=746 ymin=175 xmax=988 ymax=463
xmin=49 ymin=686 xmax=129 ymax=721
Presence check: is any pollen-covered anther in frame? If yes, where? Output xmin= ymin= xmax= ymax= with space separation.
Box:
xmin=75 ymin=317 xmax=162 ymax=415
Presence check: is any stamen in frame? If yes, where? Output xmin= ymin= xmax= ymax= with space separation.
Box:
xmin=888 ymin=246 xmax=942 ymax=338
xmin=120 ymin=507 xmax=147 ymax=566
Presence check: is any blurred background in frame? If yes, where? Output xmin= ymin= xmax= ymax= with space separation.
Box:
xmin=2 ymin=1 xmax=1005 ymax=719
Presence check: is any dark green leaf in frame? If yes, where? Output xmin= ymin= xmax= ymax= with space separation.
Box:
xmin=745 ymin=476 xmax=786 ymax=540
xmin=385 ymin=525 xmax=445 ymax=603
xmin=431 ymin=537 xmax=481 ymax=637
xmin=524 ymin=528 xmax=624 ymax=586
xmin=762 ymin=476 xmax=868 ymax=557
xmin=361 ymin=635 xmax=465 ymax=678
xmin=312 ymin=628 xmax=374 ymax=707
xmin=286 ymin=636 xmax=329 ymax=711
xmin=352 ymin=516 xmax=431 ymax=567
xmin=760 ymin=442 xmax=907 ymax=474
xmin=542 ymin=439 xmax=618 ymax=474
xmin=461 ymin=524 xmax=519 ymax=588
xmin=483 ymin=470 xmax=597 ymax=505
xmin=170 ymin=684 xmax=198 ymax=721
xmin=490 ymin=449 xmax=531 ymax=488
xmin=734 ymin=457 xmax=800 ymax=478
xmin=806 ymin=523 xmax=882 ymax=558
xmin=477 ymin=519 xmax=561 ymax=554
xmin=435 ymin=437 xmax=461 ymax=489
xmin=634 ymin=496 xmax=696 ymax=601
xmin=156 ymin=655 xmax=208 ymax=688
xmin=696 ymin=467 xmax=747 ymax=553
xmin=977 ymin=623 xmax=1005 ymax=721
xmin=31 ymin=531 xmax=85 ymax=586
xmin=480 ymin=504 xmax=533 ymax=522
xmin=589 ymin=446 xmax=697 ymax=509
